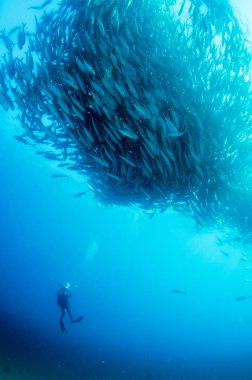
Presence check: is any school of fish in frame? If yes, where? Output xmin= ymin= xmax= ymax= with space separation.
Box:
xmin=0 ymin=0 xmax=251 ymax=240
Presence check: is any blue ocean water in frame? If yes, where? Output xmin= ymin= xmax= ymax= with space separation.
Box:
xmin=0 ymin=1 xmax=252 ymax=379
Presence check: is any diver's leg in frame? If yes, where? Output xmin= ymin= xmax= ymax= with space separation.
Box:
xmin=60 ymin=309 xmax=66 ymax=331
xmin=66 ymin=306 xmax=74 ymax=323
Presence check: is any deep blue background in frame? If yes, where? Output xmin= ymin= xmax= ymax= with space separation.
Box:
xmin=0 ymin=1 xmax=252 ymax=379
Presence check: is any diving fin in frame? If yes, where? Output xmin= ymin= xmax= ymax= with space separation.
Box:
xmin=73 ymin=316 xmax=84 ymax=323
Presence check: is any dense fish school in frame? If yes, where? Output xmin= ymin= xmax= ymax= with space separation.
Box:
xmin=0 ymin=0 xmax=251 ymax=241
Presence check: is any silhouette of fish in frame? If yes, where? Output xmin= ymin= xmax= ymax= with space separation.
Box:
xmin=235 ymin=296 xmax=252 ymax=301
xmin=73 ymin=190 xmax=89 ymax=198
xmin=28 ymin=0 xmax=53 ymax=10
xmin=172 ymin=289 xmax=187 ymax=295
xmin=51 ymin=174 xmax=69 ymax=178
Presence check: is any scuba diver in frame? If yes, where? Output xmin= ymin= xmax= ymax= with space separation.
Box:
xmin=57 ymin=283 xmax=84 ymax=331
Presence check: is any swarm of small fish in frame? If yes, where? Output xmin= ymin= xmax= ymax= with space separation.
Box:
xmin=0 ymin=0 xmax=251 ymax=239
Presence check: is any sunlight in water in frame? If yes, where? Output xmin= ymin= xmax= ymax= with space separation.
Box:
xmin=85 ymin=240 xmax=99 ymax=263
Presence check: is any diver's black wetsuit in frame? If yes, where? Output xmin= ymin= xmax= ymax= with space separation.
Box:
xmin=57 ymin=287 xmax=83 ymax=331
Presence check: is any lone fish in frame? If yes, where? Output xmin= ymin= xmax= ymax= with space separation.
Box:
xmin=235 ymin=296 xmax=252 ymax=301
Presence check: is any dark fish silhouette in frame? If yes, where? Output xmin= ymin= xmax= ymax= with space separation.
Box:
xmin=172 ymin=289 xmax=187 ymax=295
xmin=73 ymin=190 xmax=89 ymax=198
xmin=51 ymin=174 xmax=69 ymax=178
xmin=14 ymin=135 xmax=34 ymax=146
xmin=29 ymin=0 xmax=53 ymax=10
xmin=235 ymin=296 xmax=252 ymax=301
